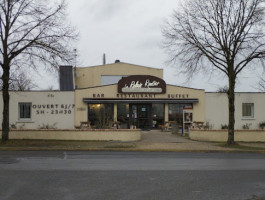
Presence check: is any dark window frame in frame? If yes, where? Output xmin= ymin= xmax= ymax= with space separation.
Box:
xmin=242 ymin=103 xmax=254 ymax=118
xmin=19 ymin=102 xmax=32 ymax=120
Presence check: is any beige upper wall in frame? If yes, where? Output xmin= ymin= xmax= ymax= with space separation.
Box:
xmin=74 ymin=84 xmax=205 ymax=126
xmin=75 ymin=62 xmax=163 ymax=88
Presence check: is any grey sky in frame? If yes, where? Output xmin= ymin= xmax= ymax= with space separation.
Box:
xmin=36 ymin=0 xmax=264 ymax=92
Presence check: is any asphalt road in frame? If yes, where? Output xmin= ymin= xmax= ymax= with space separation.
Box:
xmin=0 ymin=151 xmax=265 ymax=200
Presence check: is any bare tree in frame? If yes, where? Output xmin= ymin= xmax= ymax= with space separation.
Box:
xmin=217 ymin=86 xmax=229 ymax=95
xmin=47 ymin=85 xmax=54 ymax=91
xmin=163 ymin=0 xmax=265 ymax=145
xmin=11 ymin=71 xmax=37 ymax=91
xmin=259 ymin=77 xmax=265 ymax=91
xmin=0 ymin=0 xmax=77 ymax=141
xmin=0 ymin=70 xmax=37 ymax=90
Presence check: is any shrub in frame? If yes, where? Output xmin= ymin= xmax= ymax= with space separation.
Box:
xmin=39 ymin=123 xmax=57 ymax=129
xmin=221 ymin=124 xmax=228 ymax=129
xmin=203 ymin=122 xmax=213 ymax=130
xmin=242 ymin=123 xmax=251 ymax=130
xmin=10 ymin=123 xmax=17 ymax=129
xmin=259 ymin=122 xmax=265 ymax=130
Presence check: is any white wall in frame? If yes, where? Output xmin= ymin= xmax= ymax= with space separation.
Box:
xmin=205 ymin=93 xmax=265 ymax=129
xmin=190 ymin=129 xmax=265 ymax=142
xmin=0 ymin=91 xmax=75 ymax=129
xmin=2 ymin=91 xmax=263 ymax=130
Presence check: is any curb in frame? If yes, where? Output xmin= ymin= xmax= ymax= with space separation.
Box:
xmin=0 ymin=147 xmax=265 ymax=153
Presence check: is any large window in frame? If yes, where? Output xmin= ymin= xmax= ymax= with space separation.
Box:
xmin=242 ymin=103 xmax=254 ymax=118
xmin=101 ymin=75 xmax=127 ymax=85
xmin=168 ymin=104 xmax=193 ymax=124
xmin=152 ymin=104 xmax=164 ymax=128
xmin=88 ymin=104 xmax=114 ymax=128
xmin=19 ymin=103 xmax=32 ymax=119
xmin=117 ymin=103 xmax=129 ymax=128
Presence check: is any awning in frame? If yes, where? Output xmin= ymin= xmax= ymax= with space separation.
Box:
xmin=83 ymin=98 xmax=199 ymax=104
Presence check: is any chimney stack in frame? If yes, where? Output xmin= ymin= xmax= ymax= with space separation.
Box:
xmin=59 ymin=65 xmax=74 ymax=91
xmin=103 ymin=53 xmax=106 ymax=65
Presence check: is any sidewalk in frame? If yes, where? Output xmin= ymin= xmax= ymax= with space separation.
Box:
xmin=136 ymin=130 xmax=265 ymax=152
xmin=0 ymin=130 xmax=265 ymax=152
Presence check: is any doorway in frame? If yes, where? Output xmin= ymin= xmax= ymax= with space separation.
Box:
xmin=129 ymin=104 xmax=152 ymax=129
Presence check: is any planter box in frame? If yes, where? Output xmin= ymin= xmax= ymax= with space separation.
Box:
xmin=1 ymin=129 xmax=141 ymax=142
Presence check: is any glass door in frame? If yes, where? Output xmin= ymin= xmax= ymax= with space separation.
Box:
xmin=130 ymin=104 xmax=138 ymax=128
xmin=130 ymin=104 xmax=152 ymax=129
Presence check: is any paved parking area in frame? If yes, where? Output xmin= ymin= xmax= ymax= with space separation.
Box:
xmin=135 ymin=130 xmax=230 ymax=151
xmin=140 ymin=130 xmax=194 ymax=143
xmin=134 ymin=130 xmax=265 ymax=152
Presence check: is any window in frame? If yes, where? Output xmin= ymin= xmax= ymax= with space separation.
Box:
xmin=101 ymin=75 xmax=127 ymax=85
xmin=88 ymin=104 xmax=114 ymax=128
xmin=152 ymin=104 xmax=164 ymax=128
xmin=242 ymin=103 xmax=254 ymax=118
xmin=117 ymin=103 xmax=129 ymax=129
xmin=19 ymin=103 xmax=32 ymax=119
xmin=168 ymin=103 xmax=193 ymax=123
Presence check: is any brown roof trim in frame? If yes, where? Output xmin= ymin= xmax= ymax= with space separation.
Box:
xmin=83 ymin=98 xmax=199 ymax=104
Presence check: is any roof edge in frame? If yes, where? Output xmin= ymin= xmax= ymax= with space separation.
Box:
xmin=76 ymin=62 xmax=163 ymax=70
xmin=206 ymin=92 xmax=265 ymax=94
xmin=166 ymin=84 xmax=205 ymax=91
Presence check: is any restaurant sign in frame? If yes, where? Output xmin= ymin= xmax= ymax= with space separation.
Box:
xmin=118 ymin=75 xmax=166 ymax=94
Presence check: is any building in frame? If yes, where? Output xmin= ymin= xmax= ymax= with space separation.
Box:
xmin=0 ymin=91 xmax=74 ymax=129
xmin=74 ymin=62 xmax=205 ymax=129
xmin=0 ymin=61 xmax=264 ymax=130
xmin=206 ymin=92 xmax=265 ymax=129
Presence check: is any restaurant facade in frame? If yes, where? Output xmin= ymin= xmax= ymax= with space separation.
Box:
xmin=73 ymin=62 xmax=205 ymax=129
xmin=0 ymin=61 xmax=264 ymax=131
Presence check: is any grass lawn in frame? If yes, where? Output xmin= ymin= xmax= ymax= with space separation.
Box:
xmin=216 ymin=143 xmax=265 ymax=152
xmin=0 ymin=140 xmax=108 ymax=150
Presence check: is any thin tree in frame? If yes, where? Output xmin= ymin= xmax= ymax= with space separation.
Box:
xmin=0 ymin=70 xmax=37 ymax=91
xmin=0 ymin=0 xmax=77 ymax=141
xmin=217 ymin=86 xmax=229 ymax=95
xmin=162 ymin=0 xmax=265 ymax=145
xmin=10 ymin=71 xmax=37 ymax=91
xmin=259 ymin=77 xmax=265 ymax=91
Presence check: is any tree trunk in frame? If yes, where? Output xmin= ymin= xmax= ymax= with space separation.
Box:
xmin=227 ymin=74 xmax=236 ymax=145
xmin=1 ymin=65 xmax=10 ymax=141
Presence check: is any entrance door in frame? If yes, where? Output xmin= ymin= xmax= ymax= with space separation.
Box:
xmin=130 ymin=104 xmax=152 ymax=129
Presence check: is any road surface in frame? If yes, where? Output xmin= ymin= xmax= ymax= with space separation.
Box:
xmin=0 ymin=151 xmax=264 ymax=200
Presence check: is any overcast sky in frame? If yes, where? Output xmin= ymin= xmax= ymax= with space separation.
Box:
xmin=36 ymin=0 xmax=264 ymax=92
